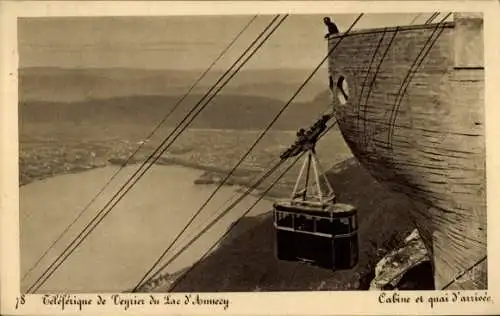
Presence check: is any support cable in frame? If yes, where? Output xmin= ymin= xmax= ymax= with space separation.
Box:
xmin=410 ymin=13 xmax=422 ymax=25
xmin=387 ymin=12 xmax=451 ymax=148
xmin=166 ymin=121 xmax=338 ymax=292
xmin=21 ymin=15 xmax=258 ymax=283
xmin=26 ymin=14 xmax=284 ymax=294
xmin=425 ymin=12 xmax=440 ymax=24
xmin=131 ymin=13 xmax=364 ymax=291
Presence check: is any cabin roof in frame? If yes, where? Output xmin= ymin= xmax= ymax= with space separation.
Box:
xmin=274 ymin=201 xmax=357 ymax=217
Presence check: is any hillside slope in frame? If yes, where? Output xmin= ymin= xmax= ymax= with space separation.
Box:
xmin=154 ymin=158 xmax=419 ymax=292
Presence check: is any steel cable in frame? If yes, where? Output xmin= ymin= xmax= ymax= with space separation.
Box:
xmin=133 ymin=12 xmax=363 ymax=290
xmin=387 ymin=12 xmax=451 ymax=148
xmin=132 ymin=13 xmax=365 ymax=291
xmin=130 ymin=13 xmax=363 ymax=291
xmin=21 ymin=15 xmax=258 ymax=283
xmin=26 ymin=15 xmax=283 ymax=294
xmin=161 ymin=121 xmax=338 ymax=292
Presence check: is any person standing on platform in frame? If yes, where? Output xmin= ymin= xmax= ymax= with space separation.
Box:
xmin=324 ymin=17 xmax=340 ymax=38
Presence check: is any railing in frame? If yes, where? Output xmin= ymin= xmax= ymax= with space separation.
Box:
xmin=274 ymin=210 xmax=357 ymax=238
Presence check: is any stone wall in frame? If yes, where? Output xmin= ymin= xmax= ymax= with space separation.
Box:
xmin=326 ymin=17 xmax=486 ymax=290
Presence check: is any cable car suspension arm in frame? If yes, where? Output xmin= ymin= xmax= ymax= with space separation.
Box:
xmin=280 ymin=114 xmax=336 ymax=204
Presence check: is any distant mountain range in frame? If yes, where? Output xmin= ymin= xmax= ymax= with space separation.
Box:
xmin=19 ymin=67 xmax=332 ymax=130
xmin=19 ymin=67 xmax=329 ymax=103
xmin=20 ymin=93 xmax=332 ymax=131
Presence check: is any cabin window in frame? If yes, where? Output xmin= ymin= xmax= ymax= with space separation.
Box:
xmin=276 ymin=211 xmax=293 ymax=228
xmin=351 ymin=215 xmax=357 ymax=231
xmin=295 ymin=215 xmax=315 ymax=232
xmin=316 ymin=218 xmax=332 ymax=234
xmin=333 ymin=217 xmax=351 ymax=234
xmin=336 ymin=76 xmax=349 ymax=105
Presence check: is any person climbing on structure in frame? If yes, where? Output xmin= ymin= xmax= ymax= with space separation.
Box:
xmin=323 ymin=17 xmax=340 ymax=38
xmin=280 ymin=114 xmax=333 ymax=160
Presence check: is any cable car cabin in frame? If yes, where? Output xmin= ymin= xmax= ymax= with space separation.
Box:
xmin=274 ymin=114 xmax=357 ymax=270
xmin=273 ymin=201 xmax=358 ymax=270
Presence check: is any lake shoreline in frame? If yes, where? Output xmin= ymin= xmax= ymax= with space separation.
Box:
xmin=19 ymin=154 xmax=422 ymax=293
xmin=20 ymin=162 xmax=276 ymax=293
xmin=20 ymin=155 xmax=254 ymax=186
xmin=21 ymin=154 xmax=291 ymax=199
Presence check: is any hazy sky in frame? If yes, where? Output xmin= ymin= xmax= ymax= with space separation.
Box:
xmin=18 ymin=13 xmax=453 ymax=70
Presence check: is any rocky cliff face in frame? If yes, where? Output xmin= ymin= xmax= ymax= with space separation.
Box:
xmin=138 ymin=157 xmax=425 ymax=292
xmin=328 ymin=15 xmax=486 ymax=290
xmin=370 ymin=229 xmax=433 ymax=290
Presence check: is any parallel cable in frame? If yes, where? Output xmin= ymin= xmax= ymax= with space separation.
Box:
xmin=21 ymin=15 xmax=258 ymax=283
xmin=134 ymin=159 xmax=286 ymax=291
xmin=355 ymin=28 xmax=387 ymax=136
xmin=410 ymin=13 xmax=422 ymax=25
xmin=169 ymin=155 xmax=301 ymax=292
xmin=26 ymin=15 xmax=283 ymax=294
xmin=360 ymin=12 xmax=448 ymax=147
xmin=425 ymin=12 xmax=440 ymax=24
xmin=139 ymin=161 xmax=276 ymax=290
xmin=165 ymin=121 xmax=338 ymax=292
xmin=27 ymin=14 xmax=281 ymax=294
xmin=386 ymin=12 xmax=451 ymax=148
xmin=360 ymin=27 xmax=399 ymax=146
xmin=348 ymin=11 xmax=486 ymax=292
xmin=133 ymin=13 xmax=364 ymax=290
xmin=132 ymin=12 xmax=363 ymax=290
xmin=441 ymin=255 xmax=487 ymax=290
xmin=132 ymin=64 xmax=302 ymax=289
xmin=159 ymin=102 xmax=336 ymax=271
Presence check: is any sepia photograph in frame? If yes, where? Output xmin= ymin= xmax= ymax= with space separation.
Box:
xmin=17 ymin=10 xmax=487 ymax=294
xmin=1 ymin=1 xmax=499 ymax=315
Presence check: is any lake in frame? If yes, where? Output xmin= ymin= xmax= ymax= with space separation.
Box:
xmin=20 ymin=164 xmax=273 ymax=293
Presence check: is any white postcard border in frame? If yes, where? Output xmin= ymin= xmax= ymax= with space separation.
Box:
xmin=1 ymin=1 xmax=499 ymax=315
